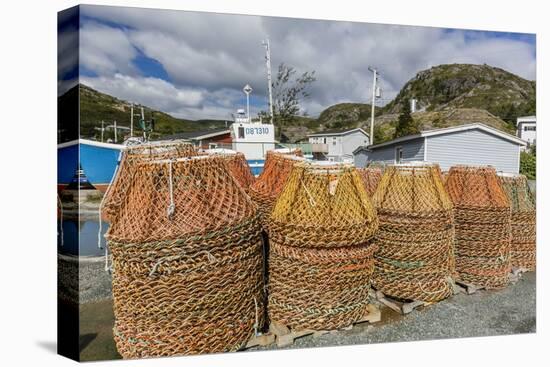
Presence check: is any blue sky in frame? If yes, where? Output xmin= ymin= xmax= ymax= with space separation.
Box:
xmin=59 ymin=5 xmax=536 ymax=120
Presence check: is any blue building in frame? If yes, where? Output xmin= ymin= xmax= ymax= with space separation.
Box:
xmin=353 ymin=123 xmax=527 ymax=173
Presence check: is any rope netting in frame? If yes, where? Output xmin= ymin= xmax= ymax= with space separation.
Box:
xmin=357 ymin=167 xmax=383 ymax=196
xmin=269 ymin=162 xmax=379 ymax=248
xmin=105 ymin=155 xmax=263 ymax=357
xmin=248 ymin=150 xmax=305 ymax=222
xmin=445 ymin=166 xmax=511 ymax=289
xmin=205 ymin=149 xmax=256 ymax=190
xmin=267 ymin=162 xmax=379 ymax=330
xmin=371 ymin=163 xmax=455 ymax=302
xmin=101 ymin=142 xmax=198 ymax=223
xmin=498 ymin=173 xmax=536 ymax=270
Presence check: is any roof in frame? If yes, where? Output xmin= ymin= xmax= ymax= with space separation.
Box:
xmin=307 ymin=128 xmax=369 ymax=138
xmin=162 ymin=128 xmax=230 ymax=141
xmin=516 ymin=116 xmax=536 ymax=125
xmin=353 ymin=123 xmax=526 ymax=154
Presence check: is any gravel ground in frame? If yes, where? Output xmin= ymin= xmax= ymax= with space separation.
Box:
xmin=255 ymin=272 xmax=536 ymax=351
xmin=58 ymin=255 xmax=112 ymax=305
xmin=79 ymin=256 xmax=112 ymax=303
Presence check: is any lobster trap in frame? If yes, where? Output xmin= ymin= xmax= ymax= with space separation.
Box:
xmin=357 ymin=167 xmax=383 ymax=196
xmin=248 ymin=150 xmax=305 ymax=222
xmin=498 ymin=173 xmax=536 ymax=270
xmin=101 ymin=142 xmax=198 ymax=223
xmin=267 ymin=162 xmax=379 ymax=330
xmin=371 ymin=163 xmax=455 ymax=302
xmin=445 ymin=166 xmax=511 ymax=289
xmin=205 ymin=149 xmax=256 ymax=190
xmin=105 ymin=155 xmax=264 ymax=358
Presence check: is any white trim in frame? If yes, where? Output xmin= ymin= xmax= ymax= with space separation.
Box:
xmin=394 ymin=146 xmax=403 ymax=164
xmin=57 ymin=139 xmax=79 ymax=149
xmin=517 ymin=144 xmax=521 ymax=174
xmin=423 ymin=136 xmax=428 ymax=161
xmin=367 ymin=123 xmax=527 ymax=150
xmin=307 ymin=128 xmax=369 ymax=138
xmin=57 ymin=138 xmax=126 ymax=150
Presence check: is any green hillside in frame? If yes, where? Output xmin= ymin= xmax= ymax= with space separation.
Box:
xmin=78 ymin=84 xmax=226 ymax=141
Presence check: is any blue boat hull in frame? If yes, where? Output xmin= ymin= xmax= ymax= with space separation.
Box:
xmin=58 ymin=140 xmax=264 ymax=190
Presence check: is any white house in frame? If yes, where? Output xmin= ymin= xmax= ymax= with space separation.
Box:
xmin=353 ymin=123 xmax=527 ymax=173
xmin=517 ymin=115 xmax=536 ymax=150
xmin=308 ymin=128 xmax=369 ymax=162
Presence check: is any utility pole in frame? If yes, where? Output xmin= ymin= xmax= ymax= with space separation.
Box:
xmin=368 ymin=66 xmax=378 ymax=145
xmin=262 ymin=38 xmax=274 ymax=124
xmin=130 ymin=103 xmax=134 ymax=137
xmin=141 ymin=107 xmax=145 ymax=140
xmin=113 ymin=120 xmax=117 ymax=143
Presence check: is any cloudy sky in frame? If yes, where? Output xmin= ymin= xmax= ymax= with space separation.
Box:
xmin=59 ymin=5 xmax=536 ymax=121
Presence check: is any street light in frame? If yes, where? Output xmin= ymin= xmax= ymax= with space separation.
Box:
xmin=243 ymin=84 xmax=253 ymax=122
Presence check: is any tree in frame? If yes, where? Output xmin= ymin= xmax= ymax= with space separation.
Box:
xmin=520 ymin=149 xmax=536 ymax=180
xmin=394 ymin=101 xmax=420 ymax=138
xmin=260 ymin=63 xmax=316 ymax=140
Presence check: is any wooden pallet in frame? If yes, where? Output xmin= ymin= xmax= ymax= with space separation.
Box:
xmin=269 ymin=304 xmax=381 ymax=348
xmin=511 ymin=267 xmax=529 ymax=276
xmin=454 ymin=280 xmax=486 ymax=295
xmin=374 ymin=290 xmax=429 ymax=314
xmin=243 ymin=332 xmax=276 ymax=349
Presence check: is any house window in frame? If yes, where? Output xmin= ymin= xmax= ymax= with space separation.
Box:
xmin=395 ymin=146 xmax=403 ymax=163
xmin=209 ymin=143 xmax=218 ymax=149
xmin=333 ymin=139 xmax=337 ymax=145
xmin=323 ymin=137 xmax=327 ymax=144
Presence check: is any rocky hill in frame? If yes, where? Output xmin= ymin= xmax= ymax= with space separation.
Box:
xmin=382 ymin=64 xmax=535 ymax=125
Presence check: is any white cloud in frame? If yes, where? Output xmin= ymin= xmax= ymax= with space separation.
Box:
xmin=78 ymin=5 xmax=536 ymax=119
xmin=80 ymin=21 xmax=138 ymax=75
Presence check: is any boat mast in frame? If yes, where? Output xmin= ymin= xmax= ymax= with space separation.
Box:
xmin=262 ymin=38 xmax=274 ymax=124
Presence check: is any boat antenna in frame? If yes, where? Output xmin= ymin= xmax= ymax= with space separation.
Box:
xmin=262 ymin=38 xmax=274 ymax=125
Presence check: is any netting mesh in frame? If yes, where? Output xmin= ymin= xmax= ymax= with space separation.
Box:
xmin=498 ymin=174 xmax=536 ymax=270
xmin=248 ymin=151 xmax=305 ymax=222
xmin=445 ymin=166 xmax=511 ymax=289
xmin=357 ymin=167 xmax=383 ymax=196
xmin=105 ymin=155 xmax=263 ymax=357
xmin=101 ymin=142 xmax=198 ymax=223
xmin=267 ymin=162 xmax=379 ymax=330
xmin=205 ymin=150 xmax=255 ymax=190
xmin=269 ymin=162 xmax=379 ymax=248
xmin=371 ymin=163 xmax=455 ymax=302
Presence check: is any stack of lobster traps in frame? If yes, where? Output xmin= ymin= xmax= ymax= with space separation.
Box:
xmin=445 ymin=165 xmax=512 ymax=289
xmin=498 ymin=173 xmax=536 ymax=271
xmin=267 ymin=161 xmax=379 ymax=331
xmin=104 ymin=146 xmax=264 ymax=358
xmin=371 ymin=163 xmax=455 ymax=304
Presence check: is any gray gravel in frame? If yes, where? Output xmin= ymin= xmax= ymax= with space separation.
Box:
xmin=255 ymin=272 xmax=536 ymax=350
xmin=79 ymin=256 xmax=113 ymax=303
xmin=58 ymin=255 xmax=113 ymax=304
